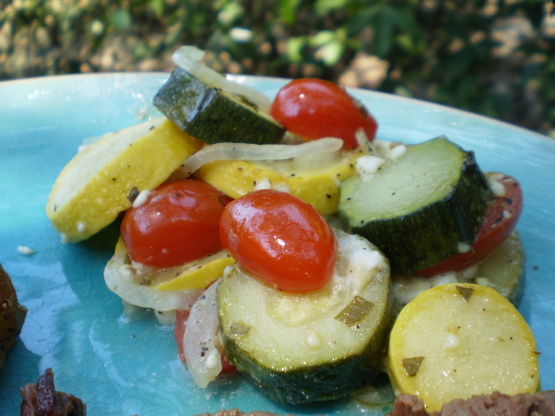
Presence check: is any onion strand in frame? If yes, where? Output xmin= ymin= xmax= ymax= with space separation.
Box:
xmin=183 ymin=280 xmax=222 ymax=388
xmin=172 ymin=46 xmax=271 ymax=112
xmin=104 ymin=244 xmax=203 ymax=312
xmin=181 ymin=138 xmax=344 ymax=175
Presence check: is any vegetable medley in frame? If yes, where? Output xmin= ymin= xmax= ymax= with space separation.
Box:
xmin=46 ymin=46 xmax=537 ymax=412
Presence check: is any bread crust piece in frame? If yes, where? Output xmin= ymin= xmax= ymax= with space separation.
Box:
xmin=194 ymin=411 xmax=298 ymax=416
xmin=387 ymin=390 xmax=555 ymax=416
xmin=20 ymin=368 xmax=86 ymax=416
xmin=0 ymin=264 xmax=26 ymax=372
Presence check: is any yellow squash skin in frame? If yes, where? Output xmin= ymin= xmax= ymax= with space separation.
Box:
xmin=46 ymin=118 xmax=203 ymax=243
xmin=196 ymin=151 xmax=361 ymax=215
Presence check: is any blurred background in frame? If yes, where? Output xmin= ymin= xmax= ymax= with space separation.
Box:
xmin=1 ymin=0 xmax=554 ymax=137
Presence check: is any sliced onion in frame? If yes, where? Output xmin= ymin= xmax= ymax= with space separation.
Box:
xmin=104 ymin=245 xmax=203 ymax=311
xmin=172 ymin=45 xmax=271 ymax=112
xmin=180 ymin=137 xmax=344 ymax=176
xmin=183 ymin=280 xmax=222 ymax=388
xmin=355 ymin=128 xmax=371 ymax=153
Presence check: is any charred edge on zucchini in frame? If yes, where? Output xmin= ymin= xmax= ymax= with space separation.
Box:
xmin=154 ymin=67 xmax=285 ymax=145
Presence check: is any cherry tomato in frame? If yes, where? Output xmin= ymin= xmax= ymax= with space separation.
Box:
xmin=418 ymin=173 xmax=523 ymax=276
xmin=220 ymin=189 xmax=337 ymax=293
xmin=269 ymin=78 xmax=377 ymax=148
xmin=121 ymin=179 xmax=232 ymax=268
xmin=174 ymin=309 xmax=235 ymax=373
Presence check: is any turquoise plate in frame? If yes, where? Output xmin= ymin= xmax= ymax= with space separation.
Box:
xmin=0 ymin=73 xmax=553 ymax=415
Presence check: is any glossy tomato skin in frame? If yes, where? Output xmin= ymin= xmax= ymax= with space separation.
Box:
xmin=418 ymin=173 xmax=523 ymax=276
xmin=220 ymin=189 xmax=337 ymax=293
xmin=174 ymin=309 xmax=236 ymax=373
xmin=270 ymin=78 xmax=377 ymax=148
xmin=121 ymin=179 xmax=232 ymax=268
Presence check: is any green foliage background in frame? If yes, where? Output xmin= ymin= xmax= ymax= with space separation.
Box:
xmin=1 ymin=0 xmax=554 ymax=137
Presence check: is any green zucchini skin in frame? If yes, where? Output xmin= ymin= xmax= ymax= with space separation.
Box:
xmin=338 ymin=137 xmax=493 ymax=276
xmin=224 ymin=334 xmax=391 ymax=404
xmin=154 ymin=67 xmax=285 ymax=144
xmin=217 ymin=229 xmax=393 ymax=404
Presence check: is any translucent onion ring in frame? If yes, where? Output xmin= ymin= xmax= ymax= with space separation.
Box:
xmin=104 ymin=245 xmax=203 ymax=312
xmin=180 ymin=137 xmax=344 ymax=176
xmin=183 ymin=280 xmax=222 ymax=388
xmin=172 ymin=45 xmax=271 ymax=112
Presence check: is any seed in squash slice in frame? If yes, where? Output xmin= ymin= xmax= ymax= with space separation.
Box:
xmin=46 ymin=117 xmax=203 ymax=243
xmin=387 ymin=282 xmax=539 ymax=412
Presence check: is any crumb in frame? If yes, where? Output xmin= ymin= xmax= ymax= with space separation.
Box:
xmin=17 ymin=246 xmax=36 ymax=255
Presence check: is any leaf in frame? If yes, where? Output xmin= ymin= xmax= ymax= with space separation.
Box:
xmin=278 ymin=0 xmax=303 ymax=26
xmin=374 ymin=14 xmax=395 ymax=56
xmin=286 ymin=36 xmax=307 ymax=63
xmin=335 ymin=295 xmax=374 ymax=325
xmin=309 ymin=30 xmax=336 ymax=47
xmin=229 ymin=322 xmax=250 ymax=338
xmin=108 ymin=9 xmax=131 ymax=31
xmin=149 ymin=0 xmax=165 ymax=18
xmin=217 ymin=2 xmax=244 ymax=26
xmin=396 ymin=33 xmax=414 ymax=52
xmin=456 ymin=285 xmax=475 ymax=302
xmin=385 ymin=6 xmax=418 ymax=34
xmin=315 ymin=0 xmax=350 ymax=16
xmin=317 ymin=40 xmax=345 ymax=66
xmin=348 ymin=5 xmax=384 ymax=34
xmin=402 ymin=356 xmax=425 ymax=377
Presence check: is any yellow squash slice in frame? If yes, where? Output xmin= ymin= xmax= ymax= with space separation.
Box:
xmin=388 ymin=282 xmax=539 ymax=412
xmin=46 ymin=117 xmax=203 ymax=243
xmin=153 ymin=251 xmax=235 ymax=291
xmin=195 ymin=150 xmax=361 ymax=215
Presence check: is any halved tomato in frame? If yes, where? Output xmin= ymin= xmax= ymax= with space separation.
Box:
xmin=418 ymin=173 xmax=523 ymax=276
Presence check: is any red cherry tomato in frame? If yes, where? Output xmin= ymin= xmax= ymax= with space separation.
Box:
xmin=174 ymin=309 xmax=235 ymax=373
xmin=270 ymin=78 xmax=377 ymax=148
xmin=418 ymin=173 xmax=523 ymax=276
xmin=220 ymin=189 xmax=337 ymax=293
xmin=121 ymin=179 xmax=232 ymax=268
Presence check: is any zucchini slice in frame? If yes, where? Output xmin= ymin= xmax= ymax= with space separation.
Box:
xmin=217 ymin=228 xmax=392 ymax=404
xmin=154 ymin=67 xmax=285 ymax=145
xmin=338 ymin=136 xmax=493 ymax=275
xmin=391 ymin=231 xmax=525 ymax=315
